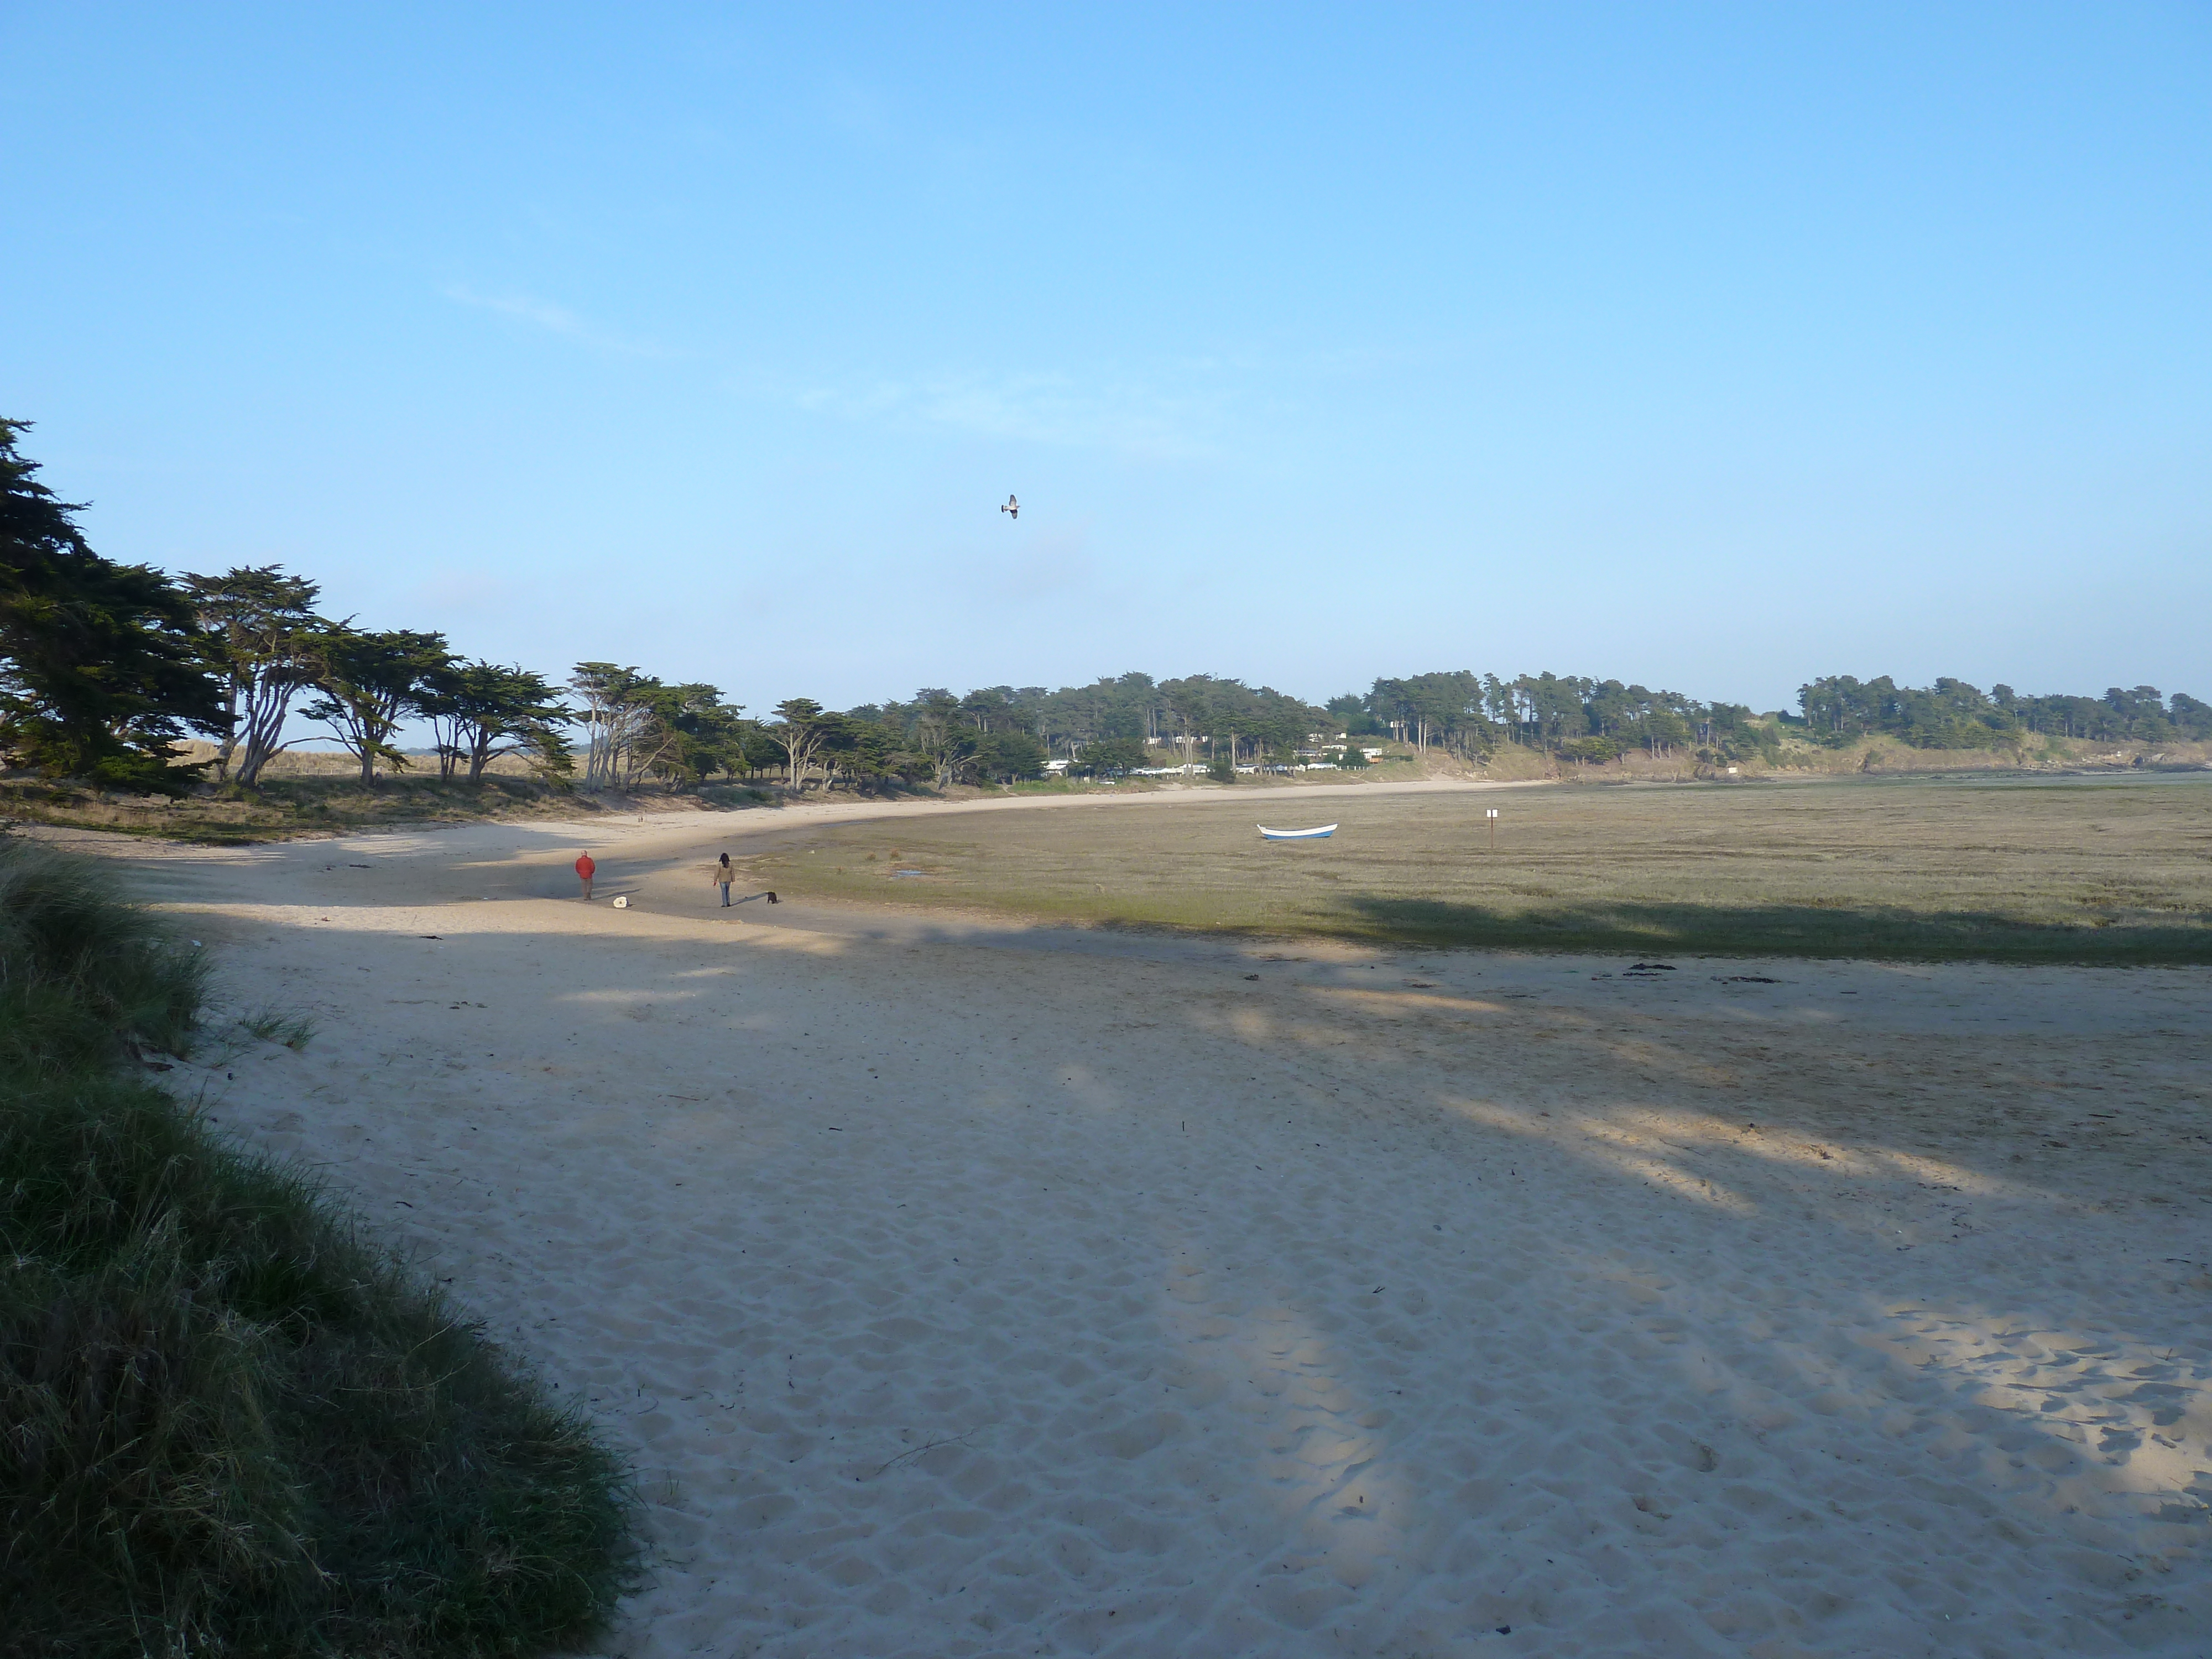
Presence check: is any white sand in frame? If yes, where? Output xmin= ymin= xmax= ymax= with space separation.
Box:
xmin=45 ymin=794 xmax=2212 ymax=1656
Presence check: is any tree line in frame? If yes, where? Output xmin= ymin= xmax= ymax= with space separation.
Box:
xmin=1794 ymin=674 xmax=2210 ymax=750
xmin=5 ymin=420 xmax=2207 ymax=794
xmin=1339 ymin=671 xmax=2210 ymax=762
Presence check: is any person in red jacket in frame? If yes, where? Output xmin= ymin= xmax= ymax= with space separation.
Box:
xmin=574 ymin=851 xmax=596 ymax=899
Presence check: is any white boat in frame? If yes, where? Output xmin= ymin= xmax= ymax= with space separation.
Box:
xmin=1258 ymin=823 xmax=1337 ymax=840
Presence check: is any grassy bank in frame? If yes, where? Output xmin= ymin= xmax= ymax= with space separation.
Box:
xmin=0 ymin=837 xmax=635 ymax=1656
xmin=0 ymin=773 xmax=776 ymax=845
xmin=739 ymin=771 xmax=2212 ymax=963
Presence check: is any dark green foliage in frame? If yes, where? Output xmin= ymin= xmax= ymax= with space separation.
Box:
xmin=0 ymin=838 xmax=635 ymax=1656
xmin=975 ymin=729 xmax=1048 ymax=782
xmin=1352 ymin=670 xmax=2211 ymax=764
xmin=1324 ymin=692 xmax=1385 ymax=737
xmin=1071 ymin=737 xmax=1147 ymax=777
xmin=420 ymin=662 xmax=572 ymax=784
xmin=814 ymin=713 xmax=909 ymax=793
xmin=299 ymin=627 xmax=454 ymax=785
xmin=1369 ymin=671 xmax=1491 ymax=758
xmin=2169 ymin=693 xmax=2212 ymax=739
xmin=0 ymin=421 xmax=223 ymax=791
xmin=1560 ymin=735 xmax=1624 ymax=765
xmin=650 ymin=684 xmax=745 ymax=787
xmin=738 ymin=727 xmax=787 ymax=776
xmin=184 ymin=566 xmax=328 ymax=788
xmin=807 ymin=673 xmax=1321 ymax=787
xmin=804 ymin=667 xmax=2208 ymax=788
xmin=761 ymin=695 xmax=827 ymax=791
xmin=1798 ymin=675 xmax=2212 ymax=748
xmin=568 ymin=664 xmax=747 ymax=790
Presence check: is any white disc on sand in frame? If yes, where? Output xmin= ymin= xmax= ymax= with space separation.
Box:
xmin=612 ymin=896 xmax=629 ymax=909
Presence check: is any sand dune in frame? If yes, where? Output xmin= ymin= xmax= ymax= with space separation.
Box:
xmin=41 ymin=798 xmax=2212 ymax=1657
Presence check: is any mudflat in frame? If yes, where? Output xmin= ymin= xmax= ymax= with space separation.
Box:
xmin=737 ymin=771 xmax=2212 ymax=962
xmin=45 ymin=788 xmax=2212 ymax=1657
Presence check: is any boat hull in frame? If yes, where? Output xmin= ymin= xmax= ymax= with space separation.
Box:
xmin=1258 ymin=824 xmax=1337 ymax=840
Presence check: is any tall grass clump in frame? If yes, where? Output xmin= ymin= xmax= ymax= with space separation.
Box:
xmin=237 ymin=1004 xmax=317 ymax=1052
xmin=0 ymin=837 xmax=635 ymax=1657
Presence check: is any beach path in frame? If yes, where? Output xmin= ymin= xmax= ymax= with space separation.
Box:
xmin=49 ymin=806 xmax=2212 ymax=1658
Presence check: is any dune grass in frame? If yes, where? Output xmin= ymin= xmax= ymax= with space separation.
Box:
xmin=0 ymin=837 xmax=635 ymax=1657
xmin=742 ymin=771 xmax=2212 ymax=962
xmin=0 ymin=774 xmax=608 ymax=846
xmin=237 ymin=1003 xmax=319 ymax=1051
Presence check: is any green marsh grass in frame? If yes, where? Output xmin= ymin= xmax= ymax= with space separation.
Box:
xmin=743 ymin=772 xmax=2212 ymax=963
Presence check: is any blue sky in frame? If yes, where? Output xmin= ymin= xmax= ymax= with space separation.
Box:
xmin=4 ymin=3 xmax=2206 ymax=716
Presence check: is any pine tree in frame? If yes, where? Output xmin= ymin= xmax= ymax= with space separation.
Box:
xmin=0 ymin=420 xmax=221 ymax=790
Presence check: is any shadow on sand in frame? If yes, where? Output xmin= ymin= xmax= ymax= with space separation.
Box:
xmin=1334 ymin=894 xmax=2212 ymax=964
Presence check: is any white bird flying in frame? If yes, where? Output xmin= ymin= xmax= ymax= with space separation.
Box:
xmin=1000 ymin=494 xmax=1019 ymax=520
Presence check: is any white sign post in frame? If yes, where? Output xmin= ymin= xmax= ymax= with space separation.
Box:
xmin=1485 ymin=806 xmax=1499 ymax=852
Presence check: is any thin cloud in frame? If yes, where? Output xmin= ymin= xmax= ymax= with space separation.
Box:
xmin=442 ymin=285 xmax=671 ymax=358
xmin=794 ymin=367 xmax=1230 ymax=459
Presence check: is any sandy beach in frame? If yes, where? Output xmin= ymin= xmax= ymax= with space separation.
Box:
xmin=45 ymin=789 xmax=2212 ymax=1657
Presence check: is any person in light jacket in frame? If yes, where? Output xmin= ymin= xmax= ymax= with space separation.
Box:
xmin=713 ymin=853 xmax=735 ymax=906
